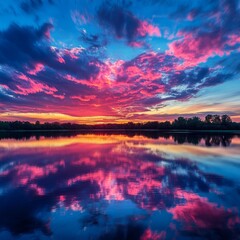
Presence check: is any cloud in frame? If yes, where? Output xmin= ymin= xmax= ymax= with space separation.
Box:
xmin=167 ymin=0 xmax=240 ymax=67
xmin=0 ymin=22 xmax=103 ymax=94
xmin=97 ymin=2 xmax=160 ymax=47
xmin=20 ymin=0 xmax=54 ymax=14
xmin=20 ymin=0 xmax=43 ymax=13
xmin=0 ymin=20 xmax=235 ymax=121
xmin=137 ymin=20 xmax=161 ymax=37
xmin=71 ymin=10 xmax=90 ymax=25
xmin=79 ymin=30 xmax=108 ymax=48
xmin=0 ymin=22 xmax=53 ymax=69
xmin=167 ymin=31 xmax=224 ymax=67
xmin=167 ymin=30 xmax=240 ymax=68
xmin=71 ymin=95 xmax=96 ymax=102
xmin=0 ymin=45 xmax=233 ymax=119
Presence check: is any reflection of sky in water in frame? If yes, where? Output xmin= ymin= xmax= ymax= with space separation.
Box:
xmin=0 ymin=133 xmax=240 ymax=239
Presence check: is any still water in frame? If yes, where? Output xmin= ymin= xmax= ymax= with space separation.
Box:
xmin=0 ymin=131 xmax=240 ymax=240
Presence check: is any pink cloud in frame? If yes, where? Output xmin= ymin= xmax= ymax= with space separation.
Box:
xmin=167 ymin=31 xmax=225 ymax=67
xmin=53 ymin=94 xmax=65 ymax=100
xmin=141 ymin=229 xmax=166 ymax=240
xmin=128 ymin=41 xmax=144 ymax=48
xmin=137 ymin=21 xmax=161 ymax=37
xmin=71 ymin=95 xmax=96 ymax=102
xmin=57 ymin=56 xmax=65 ymax=64
xmin=28 ymin=63 xmax=44 ymax=75
xmin=61 ymin=47 xmax=84 ymax=60
xmin=15 ymin=73 xmax=58 ymax=96
xmin=50 ymin=46 xmax=85 ymax=64
xmin=60 ymin=52 xmax=179 ymax=116
xmin=29 ymin=184 xmax=45 ymax=196
xmin=227 ymin=34 xmax=240 ymax=47
xmin=167 ymin=30 xmax=240 ymax=68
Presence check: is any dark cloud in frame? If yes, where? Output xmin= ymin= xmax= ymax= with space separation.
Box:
xmin=20 ymin=0 xmax=43 ymax=13
xmin=0 ymin=22 xmax=53 ymax=69
xmin=97 ymin=2 xmax=140 ymax=41
xmin=199 ymin=73 xmax=233 ymax=88
xmin=0 ymin=22 xmax=102 ymax=78
xmin=96 ymin=1 xmax=160 ymax=46
xmin=20 ymin=0 xmax=54 ymax=14
xmin=169 ymin=0 xmax=219 ymax=20
xmin=80 ymin=30 xmax=108 ymax=48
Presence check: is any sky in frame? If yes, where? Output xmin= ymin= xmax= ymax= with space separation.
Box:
xmin=0 ymin=0 xmax=239 ymax=124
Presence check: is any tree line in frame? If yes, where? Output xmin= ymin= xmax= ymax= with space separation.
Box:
xmin=0 ymin=114 xmax=239 ymax=130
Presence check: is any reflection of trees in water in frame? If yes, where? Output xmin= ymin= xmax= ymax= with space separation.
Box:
xmin=0 ymin=131 xmax=239 ymax=147
xmin=0 ymin=131 xmax=80 ymax=140
xmin=205 ymin=135 xmax=232 ymax=147
xmin=172 ymin=133 xmax=234 ymax=147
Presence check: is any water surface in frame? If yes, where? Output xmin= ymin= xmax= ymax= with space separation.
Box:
xmin=0 ymin=132 xmax=240 ymax=239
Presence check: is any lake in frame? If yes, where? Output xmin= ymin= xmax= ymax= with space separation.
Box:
xmin=0 ymin=131 xmax=240 ymax=239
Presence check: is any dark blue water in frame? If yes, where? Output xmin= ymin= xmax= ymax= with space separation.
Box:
xmin=0 ymin=132 xmax=240 ymax=239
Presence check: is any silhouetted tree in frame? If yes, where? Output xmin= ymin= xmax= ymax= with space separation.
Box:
xmin=159 ymin=121 xmax=171 ymax=129
xmin=205 ymin=114 xmax=213 ymax=124
xmin=187 ymin=117 xmax=202 ymax=129
xmin=212 ymin=115 xmax=221 ymax=124
xmin=221 ymin=115 xmax=232 ymax=125
xmin=173 ymin=117 xmax=187 ymax=128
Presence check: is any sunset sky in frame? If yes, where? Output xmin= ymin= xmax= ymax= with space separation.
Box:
xmin=0 ymin=0 xmax=239 ymax=124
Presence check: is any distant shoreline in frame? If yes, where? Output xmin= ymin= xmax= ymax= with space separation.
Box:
xmin=1 ymin=129 xmax=240 ymax=133
xmin=1 ymin=115 xmax=239 ymax=132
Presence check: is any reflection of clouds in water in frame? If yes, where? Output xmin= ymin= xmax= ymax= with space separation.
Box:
xmin=0 ymin=133 xmax=239 ymax=238
xmin=169 ymin=190 xmax=240 ymax=239
xmin=139 ymin=143 xmax=240 ymax=161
